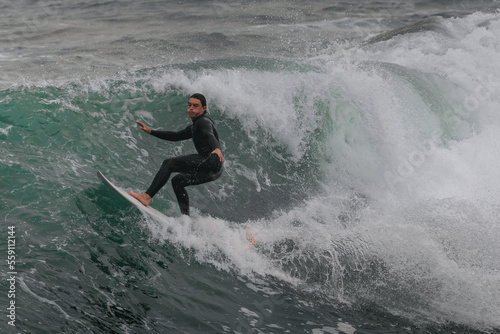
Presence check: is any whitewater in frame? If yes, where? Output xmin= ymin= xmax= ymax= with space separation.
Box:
xmin=1 ymin=1 xmax=500 ymax=333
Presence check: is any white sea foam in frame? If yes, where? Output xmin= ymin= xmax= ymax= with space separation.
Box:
xmin=137 ymin=12 xmax=500 ymax=330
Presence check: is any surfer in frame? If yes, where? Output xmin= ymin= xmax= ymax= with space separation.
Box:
xmin=127 ymin=93 xmax=224 ymax=216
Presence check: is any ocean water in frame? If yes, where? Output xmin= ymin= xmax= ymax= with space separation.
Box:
xmin=1 ymin=0 xmax=500 ymax=333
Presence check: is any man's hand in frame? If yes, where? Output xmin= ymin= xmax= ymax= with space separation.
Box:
xmin=212 ymin=148 xmax=224 ymax=162
xmin=135 ymin=121 xmax=151 ymax=134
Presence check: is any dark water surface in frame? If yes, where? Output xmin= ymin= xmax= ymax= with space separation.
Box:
xmin=1 ymin=1 xmax=500 ymax=333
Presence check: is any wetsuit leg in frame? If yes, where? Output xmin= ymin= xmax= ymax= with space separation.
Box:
xmin=145 ymin=154 xmax=204 ymax=198
xmin=172 ymin=167 xmax=223 ymax=215
xmin=145 ymin=154 xmax=223 ymax=215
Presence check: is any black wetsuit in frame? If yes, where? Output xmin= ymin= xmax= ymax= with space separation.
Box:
xmin=145 ymin=114 xmax=223 ymax=215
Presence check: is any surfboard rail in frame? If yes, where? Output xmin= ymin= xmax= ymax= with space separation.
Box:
xmin=97 ymin=170 xmax=256 ymax=246
xmin=97 ymin=170 xmax=169 ymax=220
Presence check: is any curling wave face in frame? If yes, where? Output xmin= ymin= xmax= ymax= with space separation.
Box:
xmin=1 ymin=3 xmax=500 ymax=333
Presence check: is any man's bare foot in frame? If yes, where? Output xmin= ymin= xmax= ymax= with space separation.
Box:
xmin=127 ymin=192 xmax=152 ymax=206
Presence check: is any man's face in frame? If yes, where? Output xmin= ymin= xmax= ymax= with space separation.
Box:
xmin=187 ymin=98 xmax=206 ymax=119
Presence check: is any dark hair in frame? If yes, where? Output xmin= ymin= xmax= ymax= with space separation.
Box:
xmin=189 ymin=93 xmax=206 ymax=107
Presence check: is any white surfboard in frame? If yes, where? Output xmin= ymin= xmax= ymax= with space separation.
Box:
xmin=97 ymin=170 xmax=169 ymax=221
xmin=97 ymin=170 xmax=256 ymax=246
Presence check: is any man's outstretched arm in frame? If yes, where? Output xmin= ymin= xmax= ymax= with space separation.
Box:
xmin=134 ymin=120 xmax=192 ymax=141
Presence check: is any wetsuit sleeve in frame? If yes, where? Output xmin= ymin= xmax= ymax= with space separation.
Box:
xmin=150 ymin=125 xmax=192 ymax=141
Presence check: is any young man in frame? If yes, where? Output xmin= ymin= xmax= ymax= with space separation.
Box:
xmin=127 ymin=93 xmax=224 ymax=216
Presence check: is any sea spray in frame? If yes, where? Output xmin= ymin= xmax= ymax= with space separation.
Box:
xmin=2 ymin=4 xmax=500 ymax=333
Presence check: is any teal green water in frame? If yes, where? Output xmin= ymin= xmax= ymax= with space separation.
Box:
xmin=2 ymin=3 xmax=500 ymax=333
xmin=0 ymin=65 xmax=335 ymax=333
xmin=2 ymin=57 xmax=500 ymax=333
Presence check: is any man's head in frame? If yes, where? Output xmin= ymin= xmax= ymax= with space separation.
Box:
xmin=187 ymin=93 xmax=207 ymax=120
xmin=190 ymin=93 xmax=206 ymax=107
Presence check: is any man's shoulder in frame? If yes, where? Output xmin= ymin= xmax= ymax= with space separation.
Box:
xmin=194 ymin=114 xmax=215 ymax=126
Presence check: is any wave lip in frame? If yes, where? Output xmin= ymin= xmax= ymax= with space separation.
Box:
xmin=2 ymin=7 xmax=500 ymax=334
